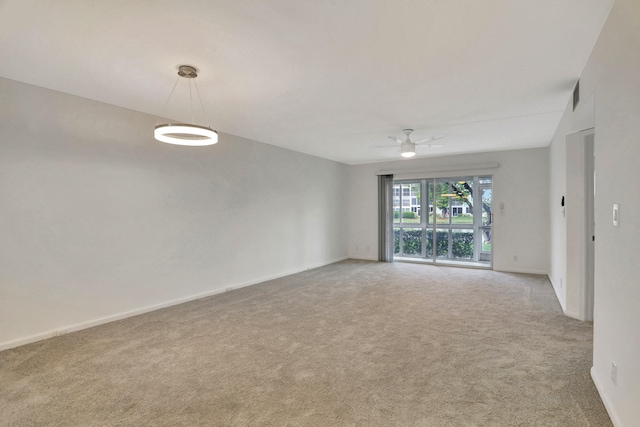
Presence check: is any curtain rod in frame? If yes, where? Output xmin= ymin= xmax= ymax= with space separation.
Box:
xmin=375 ymin=162 xmax=500 ymax=176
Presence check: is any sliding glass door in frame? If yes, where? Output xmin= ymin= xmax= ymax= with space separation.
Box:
xmin=393 ymin=176 xmax=492 ymax=266
xmin=393 ymin=181 xmax=424 ymax=257
xmin=478 ymin=178 xmax=492 ymax=262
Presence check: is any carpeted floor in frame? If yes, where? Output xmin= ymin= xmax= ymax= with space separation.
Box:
xmin=0 ymin=260 xmax=611 ymax=426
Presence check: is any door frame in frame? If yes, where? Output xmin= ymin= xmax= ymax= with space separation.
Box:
xmin=566 ymin=128 xmax=595 ymax=321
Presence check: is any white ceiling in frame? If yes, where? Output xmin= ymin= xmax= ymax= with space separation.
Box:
xmin=0 ymin=0 xmax=613 ymax=165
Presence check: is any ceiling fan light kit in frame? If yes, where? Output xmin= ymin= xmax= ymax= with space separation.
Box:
xmin=401 ymin=142 xmax=416 ymax=157
xmin=154 ymin=65 xmax=218 ymax=146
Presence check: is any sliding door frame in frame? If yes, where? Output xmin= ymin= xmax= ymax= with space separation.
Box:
xmin=393 ymin=175 xmax=493 ymax=268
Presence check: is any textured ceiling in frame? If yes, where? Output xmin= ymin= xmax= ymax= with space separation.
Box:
xmin=0 ymin=0 xmax=613 ymax=164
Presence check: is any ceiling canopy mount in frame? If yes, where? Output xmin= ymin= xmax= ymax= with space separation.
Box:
xmin=177 ymin=65 xmax=198 ymax=79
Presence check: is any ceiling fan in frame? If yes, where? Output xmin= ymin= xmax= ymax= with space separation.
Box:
xmin=385 ymin=129 xmax=445 ymax=158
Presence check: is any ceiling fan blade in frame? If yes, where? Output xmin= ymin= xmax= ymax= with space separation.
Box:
xmin=387 ymin=136 xmax=403 ymax=144
xmin=414 ymin=135 xmax=445 ymax=145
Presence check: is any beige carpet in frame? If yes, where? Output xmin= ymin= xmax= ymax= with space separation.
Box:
xmin=0 ymin=260 xmax=611 ymax=426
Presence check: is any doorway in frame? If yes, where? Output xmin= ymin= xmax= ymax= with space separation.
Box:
xmin=566 ymin=128 xmax=595 ymax=321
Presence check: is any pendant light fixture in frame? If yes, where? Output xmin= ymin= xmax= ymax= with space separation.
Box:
xmin=154 ymin=65 xmax=218 ymax=146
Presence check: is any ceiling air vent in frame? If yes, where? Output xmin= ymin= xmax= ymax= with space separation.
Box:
xmin=573 ymin=80 xmax=580 ymax=111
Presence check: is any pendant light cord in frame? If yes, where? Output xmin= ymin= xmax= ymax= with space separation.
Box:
xmin=155 ymin=67 xmax=209 ymax=128
xmin=155 ymin=75 xmax=181 ymax=126
xmin=193 ymin=78 xmax=208 ymax=124
xmin=189 ymin=79 xmax=194 ymax=125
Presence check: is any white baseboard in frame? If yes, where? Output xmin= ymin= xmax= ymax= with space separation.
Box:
xmin=591 ymin=367 xmax=621 ymax=426
xmin=0 ymin=256 xmax=349 ymax=352
xmin=547 ymin=275 xmax=567 ymax=313
xmin=494 ymin=267 xmax=548 ymax=275
xmin=347 ymin=256 xmax=378 ymax=262
xmin=563 ymin=310 xmax=581 ymax=320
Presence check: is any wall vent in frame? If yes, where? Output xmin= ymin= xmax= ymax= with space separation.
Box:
xmin=573 ymin=80 xmax=580 ymax=111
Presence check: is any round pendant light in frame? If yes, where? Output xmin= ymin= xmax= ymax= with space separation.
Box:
xmin=154 ymin=65 xmax=218 ymax=146
xmin=154 ymin=124 xmax=218 ymax=146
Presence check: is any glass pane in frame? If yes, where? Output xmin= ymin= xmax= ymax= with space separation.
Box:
xmin=393 ymin=228 xmax=401 ymax=255
xmin=400 ymin=182 xmax=421 ymax=224
xmin=450 ymin=178 xmax=473 ymax=224
xmin=481 ymin=188 xmax=492 ymax=226
xmin=481 ymin=227 xmax=492 ymax=253
xmin=393 ymin=184 xmax=401 ymax=224
xmin=435 ymin=230 xmax=449 ymax=257
xmin=452 ymin=229 xmax=474 ymax=259
xmin=435 ymin=180 xmax=451 ymax=224
xmin=427 ymin=181 xmax=434 ymax=225
xmin=425 ymin=229 xmax=433 ymax=258
xmin=401 ymin=228 xmax=422 ymax=256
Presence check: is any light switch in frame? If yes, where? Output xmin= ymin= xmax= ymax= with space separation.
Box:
xmin=613 ymin=203 xmax=619 ymax=227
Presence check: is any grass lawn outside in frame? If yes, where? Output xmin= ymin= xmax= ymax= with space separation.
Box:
xmin=395 ymin=215 xmax=476 ymax=225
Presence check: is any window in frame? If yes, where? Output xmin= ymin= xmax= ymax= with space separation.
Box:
xmin=393 ymin=176 xmax=492 ymax=266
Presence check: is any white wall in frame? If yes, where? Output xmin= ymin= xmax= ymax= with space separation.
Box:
xmin=548 ymin=101 xmax=571 ymax=311
xmin=549 ymin=98 xmax=596 ymax=318
xmin=348 ymin=148 xmax=549 ymax=275
xmin=548 ymin=0 xmax=640 ymax=423
xmin=0 ymin=77 xmax=348 ymax=350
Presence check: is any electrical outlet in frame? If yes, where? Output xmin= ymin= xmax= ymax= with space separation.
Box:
xmin=611 ymin=362 xmax=617 ymax=385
